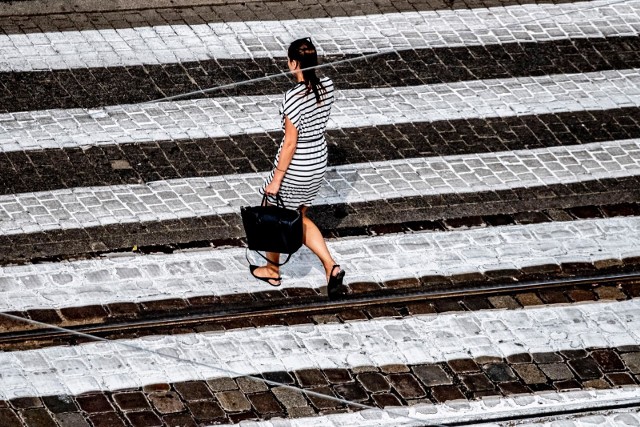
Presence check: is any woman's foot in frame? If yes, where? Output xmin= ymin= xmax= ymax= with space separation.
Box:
xmin=250 ymin=265 xmax=282 ymax=287
xmin=327 ymin=265 xmax=345 ymax=299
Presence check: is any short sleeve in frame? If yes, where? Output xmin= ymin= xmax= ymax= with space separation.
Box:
xmin=282 ymin=89 xmax=304 ymax=130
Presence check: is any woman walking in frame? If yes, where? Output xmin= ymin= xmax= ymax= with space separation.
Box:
xmin=249 ymin=37 xmax=345 ymax=297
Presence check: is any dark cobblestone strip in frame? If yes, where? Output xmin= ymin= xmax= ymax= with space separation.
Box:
xmin=3 ymin=106 xmax=639 ymax=195
xmin=0 ymin=346 xmax=638 ymax=426
xmin=1 ymin=176 xmax=639 ymax=266
xmin=0 ymin=266 xmax=639 ymax=352
xmin=2 ymin=36 xmax=639 ymax=112
xmin=0 ymin=0 xmax=578 ymax=34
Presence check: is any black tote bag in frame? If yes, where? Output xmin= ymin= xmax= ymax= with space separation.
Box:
xmin=241 ymin=193 xmax=303 ymax=266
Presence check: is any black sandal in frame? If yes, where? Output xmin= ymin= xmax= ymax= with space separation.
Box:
xmin=250 ymin=265 xmax=282 ymax=287
xmin=327 ymin=265 xmax=345 ymax=299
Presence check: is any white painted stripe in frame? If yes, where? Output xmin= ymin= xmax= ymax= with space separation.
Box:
xmin=1 ymin=139 xmax=639 ymax=236
xmin=1 ymin=69 xmax=639 ymax=153
xmin=1 ymin=298 xmax=639 ymax=400
xmin=1 ymin=215 xmax=637 ymax=312
xmin=0 ymin=0 xmax=638 ymax=71
xmin=212 ymin=388 xmax=640 ymax=426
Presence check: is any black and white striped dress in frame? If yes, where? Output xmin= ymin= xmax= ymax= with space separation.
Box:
xmin=262 ymin=76 xmax=335 ymax=209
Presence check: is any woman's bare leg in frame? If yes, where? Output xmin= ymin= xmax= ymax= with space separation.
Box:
xmin=300 ymin=207 xmax=341 ymax=281
xmin=251 ymin=252 xmax=281 ymax=285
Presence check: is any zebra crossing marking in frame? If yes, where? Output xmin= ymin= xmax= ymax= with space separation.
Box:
xmin=1 ymin=139 xmax=638 ymax=235
xmin=1 ymin=0 xmax=638 ymax=71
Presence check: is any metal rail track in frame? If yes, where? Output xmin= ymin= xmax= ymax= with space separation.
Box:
xmin=1 ymin=271 xmax=639 ymax=348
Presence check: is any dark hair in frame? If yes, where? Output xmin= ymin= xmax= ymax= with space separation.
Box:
xmin=288 ymin=37 xmax=326 ymax=104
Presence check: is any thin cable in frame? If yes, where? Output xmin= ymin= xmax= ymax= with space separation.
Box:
xmin=0 ymin=312 xmax=440 ymax=426
xmin=145 ymin=0 xmax=633 ymax=104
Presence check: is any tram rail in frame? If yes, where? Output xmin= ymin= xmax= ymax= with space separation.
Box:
xmin=1 ymin=271 xmax=639 ymax=350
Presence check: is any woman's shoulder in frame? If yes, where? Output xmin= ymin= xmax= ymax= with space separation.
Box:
xmin=285 ymin=82 xmax=306 ymax=97
xmin=320 ymin=76 xmax=333 ymax=87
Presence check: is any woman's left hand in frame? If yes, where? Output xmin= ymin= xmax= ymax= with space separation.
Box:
xmin=264 ymin=179 xmax=281 ymax=196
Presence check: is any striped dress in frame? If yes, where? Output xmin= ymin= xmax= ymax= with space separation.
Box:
xmin=262 ymin=76 xmax=335 ymax=209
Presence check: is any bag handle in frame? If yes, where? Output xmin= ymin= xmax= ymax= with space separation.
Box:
xmin=248 ymin=192 xmax=297 ymax=266
xmin=261 ymin=192 xmax=287 ymax=208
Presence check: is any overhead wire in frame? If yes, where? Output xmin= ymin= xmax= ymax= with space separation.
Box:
xmin=145 ymin=0 xmax=634 ymax=104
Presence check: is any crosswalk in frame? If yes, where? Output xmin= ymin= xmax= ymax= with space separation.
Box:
xmin=1 ymin=0 xmax=640 ymax=425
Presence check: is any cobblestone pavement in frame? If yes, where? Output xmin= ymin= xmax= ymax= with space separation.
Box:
xmin=2 ymin=0 xmax=640 ymax=425
xmin=1 ymin=216 xmax=638 ymax=313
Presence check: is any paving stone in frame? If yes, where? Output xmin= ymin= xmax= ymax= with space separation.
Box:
xmin=591 ymin=349 xmax=626 ymax=372
xmin=380 ymin=365 xmax=410 ymax=374
xmin=0 ymin=409 xmax=22 ymax=427
xmin=461 ymin=297 xmax=493 ymax=311
xmin=538 ymin=289 xmax=570 ymax=304
xmin=142 ymin=384 xmax=171 ymax=393
xmin=262 ymin=371 xmax=296 ymax=385
xmin=148 ymin=392 xmax=184 ymax=414
xmin=483 ymin=363 xmax=517 ymax=383
xmin=295 ymin=369 xmax=327 ymax=388
xmin=371 ymin=393 xmax=403 ymax=408
xmin=331 ymin=377 xmax=372 ymax=406
xmin=113 ymin=392 xmax=149 ymax=412
xmin=42 ymin=395 xmax=77 ymax=414
xmin=60 ymin=305 xmax=108 ymax=324
xmin=405 ymin=302 xmax=437 ymax=315
xmin=357 ymin=372 xmax=391 ymax=393
xmin=532 ymin=352 xmax=564 ymax=364
xmin=553 ymin=380 xmax=582 ymax=391
xmin=498 ymin=382 xmax=531 ymax=396
xmin=594 ymin=286 xmax=627 ymax=300
xmin=248 ymin=392 xmax=283 ymax=415
xmin=236 ymin=377 xmax=268 ymax=394
xmin=161 ymin=414 xmax=198 ymax=427
xmin=174 ymin=381 xmax=214 ymax=401
xmin=512 ymin=364 xmax=548 ymax=384
xmin=623 ymin=282 xmax=640 ymax=298
xmin=88 ymin=412 xmax=126 ymax=427
xmin=187 ymin=400 xmax=225 ymax=422
xmin=461 ymin=373 xmax=495 ymax=392
xmin=515 ymin=293 xmax=544 ymax=306
xmin=337 ymin=309 xmax=368 ymax=321
xmin=488 ymin=295 xmax=521 ymax=309
xmin=605 ymin=373 xmax=637 ymax=386
xmin=388 ymin=374 xmax=426 ymax=399
xmin=323 ymin=369 xmax=353 ymax=384
xmin=20 ymin=408 xmax=58 ymax=427
xmin=228 ymin=410 xmax=259 ymax=423
xmin=431 ymin=385 xmax=466 ymax=403
xmin=432 ymin=299 xmax=464 ymax=313
xmin=288 ymin=406 xmax=316 ymax=418
xmin=413 ymin=365 xmax=452 ymax=386
xmin=621 ymin=352 xmax=640 ymax=374
xmin=583 ymin=379 xmax=611 ymax=389
xmin=568 ymin=357 xmax=603 ymax=380
xmin=539 ymin=363 xmax=575 ymax=381
xmin=365 ymin=306 xmax=401 ymax=318
xmin=506 ymin=353 xmax=533 ymax=364
xmin=306 ymin=386 xmax=342 ymax=410
xmin=206 ymin=378 xmax=238 ymax=392
xmin=75 ymin=394 xmax=113 ymax=413
xmin=272 ymin=387 xmax=309 ymax=409
xmin=124 ymin=411 xmax=163 ymax=427
xmin=561 ymin=349 xmax=589 ymax=359
xmin=448 ymin=359 xmax=480 ymax=373
xmin=54 ymin=412 xmax=91 ymax=427
xmin=567 ymin=289 xmax=597 ymax=302
xmin=11 ymin=397 xmax=43 ymax=409
xmin=215 ymin=390 xmax=252 ymax=413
